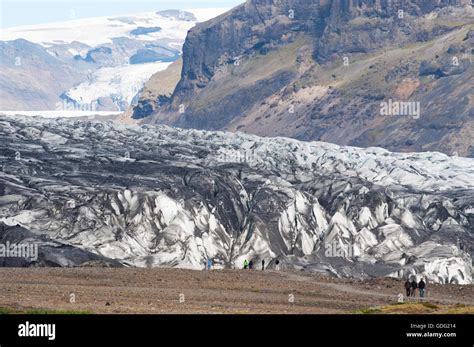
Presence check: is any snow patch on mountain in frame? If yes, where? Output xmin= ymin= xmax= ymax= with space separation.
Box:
xmin=65 ymin=61 xmax=172 ymax=110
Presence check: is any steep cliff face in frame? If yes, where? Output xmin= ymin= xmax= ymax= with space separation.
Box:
xmin=171 ymin=1 xmax=318 ymax=99
xmin=135 ymin=0 xmax=473 ymax=157
xmin=167 ymin=0 xmax=472 ymax=97
xmin=314 ymin=0 xmax=472 ymax=62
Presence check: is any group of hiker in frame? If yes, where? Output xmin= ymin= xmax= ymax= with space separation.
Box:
xmin=242 ymin=259 xmax=280 ymax=270
xmin=205 ymin=258 xmax=281 ymax=271
xmin=243 ymin=259 xmax=264 ymax=270
xmin=206 ymin=261 xmax=428 ymax=300
xmin=404 ymin=277 xmax=426 ymax=298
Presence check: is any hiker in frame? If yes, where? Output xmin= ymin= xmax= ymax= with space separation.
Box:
xmin=207 ymin=258 xmax=213 ymax=270
xmin=410 ymin=278 xmax=418 ymax=297
xmin=249 ymin=260 xmax=254 ymax=270
xmin=404 ymin=279 xmax=411 ymax=297
xmin=243 ymin=259 xmax=249 ymax=269
xmin=275 ymin=259 xmax=280 ymax=271
xmin=261 ymin=259 xmax=265 ymax=271
xmin=418 ymin=279 xmax=426 ymax=298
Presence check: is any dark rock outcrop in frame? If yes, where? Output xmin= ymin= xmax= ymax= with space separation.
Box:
xmin=0 ymin=223 xmax=123 ymax=267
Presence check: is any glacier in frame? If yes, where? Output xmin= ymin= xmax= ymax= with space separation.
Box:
xmin=0 ymin=115 xmax=472 ymax=284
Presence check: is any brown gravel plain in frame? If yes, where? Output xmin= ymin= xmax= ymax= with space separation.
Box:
xmin=0 ymin=268 xmax=472 ymax=314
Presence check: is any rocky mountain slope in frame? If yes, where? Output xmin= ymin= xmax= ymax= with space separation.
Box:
xmin=137 ymin=0 xmax=474 ymax=157
xmin=0 ymin=39 xmax=87 ymax=110
xmin=129 ymin=58 xmax=183 ymax=119
xmin=1 ymin=115 xmax=472 ymax=283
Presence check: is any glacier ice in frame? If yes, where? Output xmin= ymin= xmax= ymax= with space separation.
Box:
xmin=0 ymin=115 xmax=472 ymax=284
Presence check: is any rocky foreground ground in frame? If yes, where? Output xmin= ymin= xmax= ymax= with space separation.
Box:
xmin=0 ymin=268 xmax=472 ymax=314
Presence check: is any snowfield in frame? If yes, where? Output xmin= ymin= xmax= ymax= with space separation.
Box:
xmin=0 ymin=9 xmax=230 ymax=47
xmin=0 ymin=115 xmax=472 ymax=284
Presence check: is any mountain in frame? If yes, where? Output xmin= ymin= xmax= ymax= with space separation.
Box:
xmin=0 ymin=39 xmax=87 ymax=110
xmin=129 ymin=58 xmax=183 ymax=119
xmin=136 ymin=0 xmax=474 ymax=157
xmin=1 ymin=114 xmax=472 ymax=283
xmin=0 ymin=9 xmax=229 ymax=111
